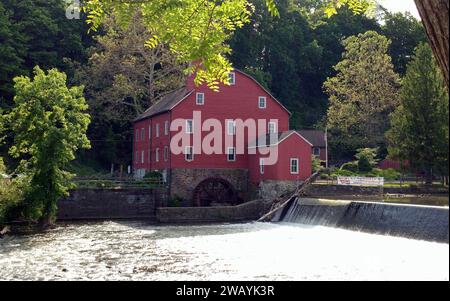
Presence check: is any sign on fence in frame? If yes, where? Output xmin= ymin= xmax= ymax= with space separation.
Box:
xmin=337 ymin=176 xmax=384 ymax=187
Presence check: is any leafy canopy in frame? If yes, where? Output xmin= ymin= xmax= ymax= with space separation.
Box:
xmin=83 ymin=0 xmax=375 ymax=90
xmin=324 ymin=31 xmax=400 ymax=154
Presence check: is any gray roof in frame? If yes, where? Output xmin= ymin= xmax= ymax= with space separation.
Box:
xmin=134 ymin=88 xmax=193 ymax=121
xmin=248 ymin=131 xmax=312 ymax=148
xmin=298 ymin=130 xmax=326 ymax=148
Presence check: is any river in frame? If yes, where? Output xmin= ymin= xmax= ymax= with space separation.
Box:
xmin=0 ymin=221 xmax=448 ymax=281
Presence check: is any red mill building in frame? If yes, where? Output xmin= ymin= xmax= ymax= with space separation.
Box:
xmin=133 ymin=70 xmax=315 ymax=206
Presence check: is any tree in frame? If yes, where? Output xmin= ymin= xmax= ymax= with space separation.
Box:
xmin=414 ymin=0 xmax=449 ymax=89
xmin=0 ymin=2 xmax=26 ymax=104
xmin=355 ymin=148 xmax=378 ymax=173
xmin=386 ymin=43 xmax=449 ymax=185
xmin=230 ymin=1 xmax=381 ymax=129
xmin=381 ymin=11 xmax=427 ymax=75
xmin=324 ymin=31 xmax=401 ymax=158
xmin=83 ymin=0 xmax=376 ymax=90
xmin=0 ymin=0 xmax=93 ymax=107
xmin=324 ymin=31 xmax=400 ymax=157
xmin=75 ymin=14 xmax=185 ymax=167
xmin=4 ymin=67 xmax=91 ymax=227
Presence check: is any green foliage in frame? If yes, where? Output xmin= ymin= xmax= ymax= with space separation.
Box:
xmin=3 ymin=67 xmax=91 ymax=225
xmin=83 ymin=0 xmax=376 ymax=91
xmin=331 ymin=168 xmax=355 ymax=177
xmin=375 ymin=168 xmax=401 ymax=181
xmin=0 ymin=0 xmax=93 ymax=107
xmin=324 ymin=31 xmax=401 ymax=156
xmin=0 ymin=157 xmax=27 ymax=226
xmin=312 ymin=155 xmax=324 ymax=173
xmin=387 ymin=43 xmax=449 ymax=181
xmin=323 ymin=0 xmax=375 ymax=18
xmin=381 ymin=11 xmax=427 ymax=75
xmin=144 ymin=170 xmax=163 ymax=181
xmin=355 ymin=147 xmax=378 ymax=172
xmin=83 ymin=0 xmax=257 ymax=91
xmin=0 ymin=2 xmax=26 ymax=104
xmin=340 ymin=161 xmax=358 ymax=173
xmin=74 ymin=14 xmax=185 ymax=167
xmin=337 ymin=147 xmax=378 ymax=175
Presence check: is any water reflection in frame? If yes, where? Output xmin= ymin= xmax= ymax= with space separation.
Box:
xmin=0 ymin=221 xmax=448 ymax=281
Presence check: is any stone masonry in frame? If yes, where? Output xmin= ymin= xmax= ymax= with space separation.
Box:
xmin=169 ymin=168 xmax=249 ymax=205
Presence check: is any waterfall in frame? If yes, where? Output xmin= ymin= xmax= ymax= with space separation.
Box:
xmin=274 ymin=198 xmax=449 ymax=243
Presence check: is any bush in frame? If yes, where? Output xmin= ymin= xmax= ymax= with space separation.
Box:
xmin=355 ymin=148 xmax=379 ymax=173
xmin=375 ymin=168 xmax=401 ymax=180
xmin=144 ymin=171 xmax=163 ymax=181
xmin=358 ymin=156 xmax=372 ymax=173
xmin=340 ymin=162 xmax=358 ymax=173
xmin=0 ymin=158 xmax=26 ymax=226
xmin=331 ymin=169 xmax=356 ymax=177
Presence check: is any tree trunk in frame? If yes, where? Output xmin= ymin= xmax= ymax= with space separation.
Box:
xmin=38 ymin=215 xmax=53 ymax=230
xmin=414 ymin=0 xmax=449 ymax=89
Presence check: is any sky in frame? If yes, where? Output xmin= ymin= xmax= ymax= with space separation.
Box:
xmin=378 ymin=0 xmax=420 ymax=19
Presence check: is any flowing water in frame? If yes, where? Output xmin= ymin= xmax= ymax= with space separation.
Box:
xmin=0 ymin=221 xmax=448 ymax=281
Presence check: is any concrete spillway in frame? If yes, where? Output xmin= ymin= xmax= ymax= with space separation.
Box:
xmin=273 ymin=199 xmax=449 ymax=243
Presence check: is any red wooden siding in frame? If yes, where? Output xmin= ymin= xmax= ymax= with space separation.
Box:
xmin=133 ymin=70 xmax=313 ymax=182
xmin=248 ymin=133 xmax=313 ymax=183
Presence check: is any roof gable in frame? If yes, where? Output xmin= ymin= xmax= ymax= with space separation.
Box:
xmin=134 ymin=69 xmax=292 ymax=122
xmin=234 ymin=70 xmax=291 ymax=115
xmin=298 ymin=130 xmax=326 ymax=148
xmin=248 ymin=131 xmax=313 ymax=148
xmin=134 ymin=88 xmax=193 ymax=122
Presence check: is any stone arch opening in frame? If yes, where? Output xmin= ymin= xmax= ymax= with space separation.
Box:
xmin=192 ymin=178 xmax=238 ymax=207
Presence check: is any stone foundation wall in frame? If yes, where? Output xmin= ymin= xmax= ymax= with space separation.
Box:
xmin=157 ymin=200 xmax=272 ymax=223
xmin=305 ymin=184 xmax=384 ymax=198
xmin=57 ymin=188 xmax=168 ymax=221
xmin=169 ymin=168 xmax=249 ymax=205
xmin=256 ymin=180 xmax=303 ymax=201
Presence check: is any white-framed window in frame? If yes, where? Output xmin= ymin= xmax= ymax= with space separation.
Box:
xmin=155 ymin=148 xmax=160 ymax=162
xmin=196 ymin=92 xmax=205 ymax=105
xmin=148 ymin=149 xmax=152 ymax=162
xmin=164 ymin=121 xmax=169 ymax=135
xmin=268 ymin=122 xmax=277 ymax=134
xmin=313 ymin=147 xmax=321 ymax=156
xmin=164 ymin=146 xmax=169 ymax=161
xmin=228 ymin=72 xmax=236 ymax=85
xmin=258 ymin=96 xmax=267 ymax=109
xmin=260 ymin=159 xmax=265 ymax=174
xmin=290 ymin=158 xmax=299 ymax=174
xmin=227 ymin=147 xmax=236 ymax=162
xmin=141 ymin=128 xmax=145 ymax=141
xmin=155 ymin=123 xmax=160 ymax=138
xmin=227 ymin=120 xmax=236 ymax=136
xmin=136 ymin=129 xmax=140 ymax=142
xmin=135 ymin=151 xmax=139 ymax=163
xmin=186 ymin=119 xmax=194 ymax=134
xmin=141 ymin=150 xmax=145 ymax=164
xmin=185 ymin=146 xmax=194 ymax=162
xmin=148 ymin=125 xmax=152 ymax=139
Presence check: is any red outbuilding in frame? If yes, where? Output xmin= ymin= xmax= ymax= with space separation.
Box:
xmin=133 ymin=70 xmax=314 ymax=205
